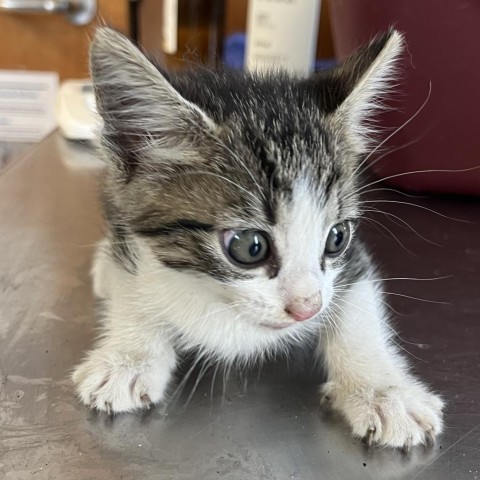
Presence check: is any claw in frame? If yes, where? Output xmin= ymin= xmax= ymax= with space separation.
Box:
xmin=140 ymin=393 xmax=152 ymax=408
xmin=89 ymin=393 xmax=98 ymax=409
xmin=366 ymin=427 xmax=376 ymax=448
xmin=425 ymin=428 xmax=435 ymax=448
xmin=402 ymin=436 xmax=413 ymax=455
xmin=105 ymin=401 xmax=113 ymax=416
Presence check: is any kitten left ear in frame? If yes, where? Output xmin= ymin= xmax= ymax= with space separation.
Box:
xmin=320 ymin=30 xmax=404 ymax=154
xmin=90 ymin=27 xmax=215 ymax=176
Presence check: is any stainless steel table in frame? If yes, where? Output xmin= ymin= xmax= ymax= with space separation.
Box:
xmin=1 ymin=133 xmax=479 ymax=479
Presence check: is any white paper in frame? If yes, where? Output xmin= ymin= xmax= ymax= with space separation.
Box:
xmin=246 ymin=0 xmax=322 ymax=75
xmin=0 ymin=70 xmax=59 ymax=142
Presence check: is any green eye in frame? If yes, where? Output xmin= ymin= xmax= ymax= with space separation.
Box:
xmin=223 ymin=230 xmax=270 ymax=267
xmin=325 ymin=222 xmax=350 ymax=257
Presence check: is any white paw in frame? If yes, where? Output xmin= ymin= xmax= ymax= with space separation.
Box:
xmin=72 ymin=351 xmax=172 ymax=414
xmin=320 ymin=380 xmax=444 ymax=449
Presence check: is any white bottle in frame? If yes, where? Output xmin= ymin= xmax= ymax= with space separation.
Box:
xmin=245 ymin=0 xmax=322 ymax=75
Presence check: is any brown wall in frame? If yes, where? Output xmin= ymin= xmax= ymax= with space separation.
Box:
xmin=0 ymin=0 xmax=129 ymax=80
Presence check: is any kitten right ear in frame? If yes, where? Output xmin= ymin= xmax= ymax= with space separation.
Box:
xmin=317 ymin=30 xmax=404 ymax=154
xmin=90 ymin=28 xmax=215 ymax=177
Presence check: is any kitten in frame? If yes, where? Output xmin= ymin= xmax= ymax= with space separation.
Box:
xmin=72 ymin=27 xmax=444 ymax=449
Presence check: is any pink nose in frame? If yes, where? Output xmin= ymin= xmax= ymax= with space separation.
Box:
xmin=285 ymin=304 xmax=321 ymax=322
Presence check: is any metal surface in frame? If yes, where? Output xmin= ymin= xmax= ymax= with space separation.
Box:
xmin=0 ymin=142 xmax=34 ymax=171
xmin=0 ymin=132 xmax=479 ymax=479
xmin=0 ymin=0 xmax=96 ymax=25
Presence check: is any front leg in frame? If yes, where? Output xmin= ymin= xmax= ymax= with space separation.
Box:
xmin=320 ymin=273 xmax=444 ymax=449
xmin=72 ymin=244 xmax=177 ymax=413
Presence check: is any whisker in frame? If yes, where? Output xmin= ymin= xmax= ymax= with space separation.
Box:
xmin=358 ymin=132 xmax=429 ymax=178
xmin=333 ymin=287 xmax=408 ymax=316
xmin=358 ymin=166 xmax=480 ymax=195
xmin=167 ymin=352 xmax=208 ymax=408
xmin=361 ymin=207 xmax=442 ymax=247
xmin=333 ymin=286 xmax=405 ymax=317
xmin=360 ymin=199 xmax=474 ymax=223
xmin=221 ymin=363 xmax=233 ymax=406
xmin=332 ymin=296 xmax=427 ymax=363
xmin=362 ymin=216 xmax=417 ymax=256
xmin=362 ymin=186 xmax=429 ymax=199
xmin=184 ymin=359 xmax=213 ymax=407
xmin=336 ymin=274 xmax=452 ymax=288
xmin=210 ymin=362 xmax=221 ymax=403
xmin=353 ymin=82 xmax=432 ymax=177
xmin=362 ymin=217 xmax=392 ymax=241
xmin=382 ymin=292 xmax=451 ymax=305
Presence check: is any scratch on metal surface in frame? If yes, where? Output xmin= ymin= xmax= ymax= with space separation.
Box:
xmin=410 ymin=423 xmax=480 ymax=479
xmin=0 ymin=365 xmax=6 ymax=393
xmin=6 ymin=375 xmax=70 ymax=386
xmin=39 ymin=311 xmax=65 ymax=322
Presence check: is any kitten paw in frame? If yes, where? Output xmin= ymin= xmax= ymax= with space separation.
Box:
xmin=320 ymin=380 xmax=444 ymax=449
xmin=72 ymin=353 xmax=172 ymax=414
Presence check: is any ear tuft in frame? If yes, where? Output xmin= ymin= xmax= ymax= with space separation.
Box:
xmin=338 ymin=30 xmax=404 ymax=116
xmin=90 ymin=27 xmax=166 ymax=96
xmin=322 ymin=29 xmax=404 ymax=153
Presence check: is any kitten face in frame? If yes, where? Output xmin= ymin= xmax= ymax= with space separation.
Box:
xmin=91 ymin=28 xmax=402 ymax=349
xmin=222 ymin=183 xmax=356 ymax=329
xmin=104 ymin=106 xmax=360 ymax=332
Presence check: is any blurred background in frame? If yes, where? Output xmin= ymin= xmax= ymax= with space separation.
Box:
xmin=0 ymin=0 xmax=334 ymax=78
xmin=0 ymin=0 xmax=479 ymax=192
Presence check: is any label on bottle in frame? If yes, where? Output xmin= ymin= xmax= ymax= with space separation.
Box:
xmin=245 ymin=0 xmax=322 ymax=74
xmin=162 ymin=0 xmax=178 ymax=55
